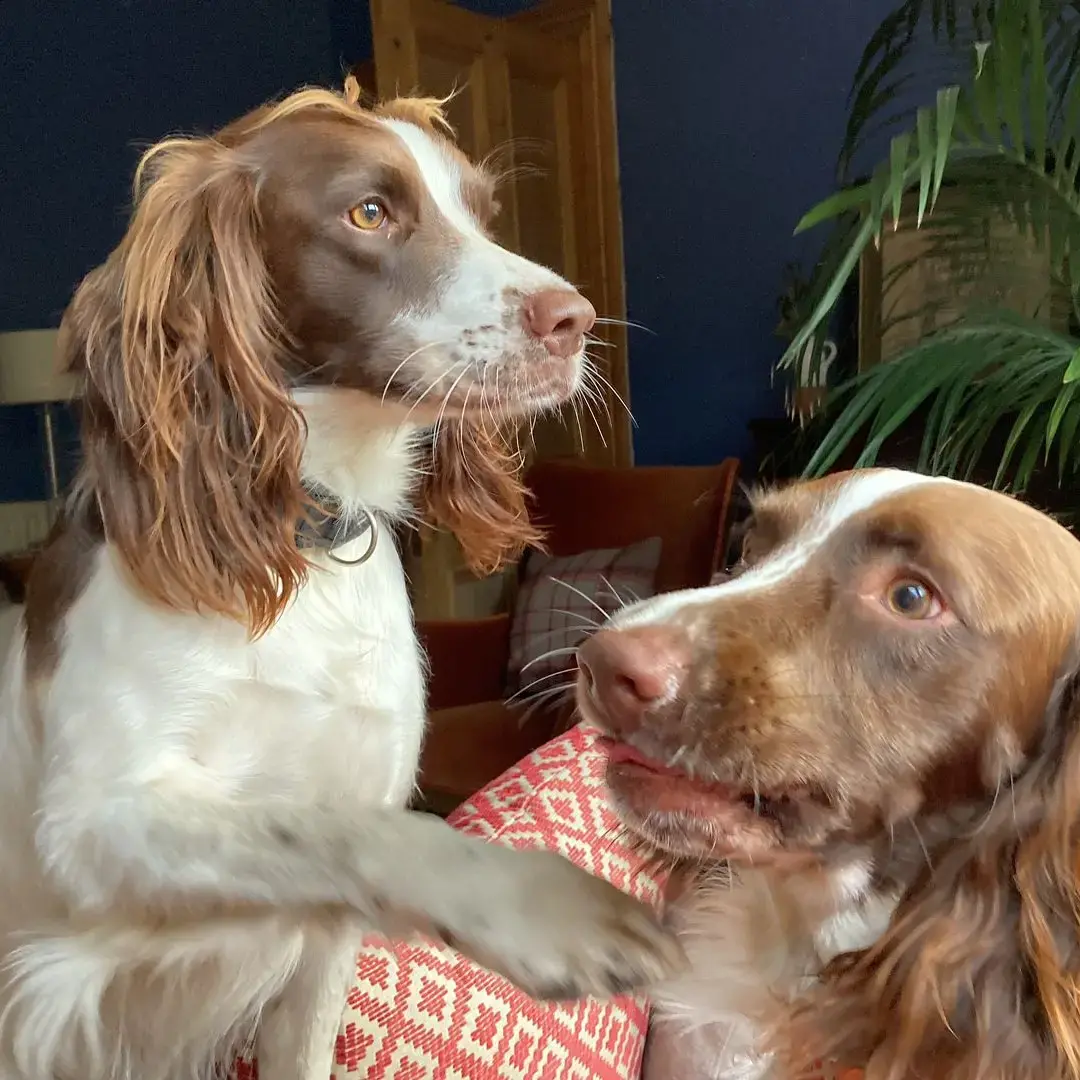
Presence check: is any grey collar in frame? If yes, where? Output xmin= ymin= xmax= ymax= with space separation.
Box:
xmin=296 ymin=482 xmax=379 ymax=566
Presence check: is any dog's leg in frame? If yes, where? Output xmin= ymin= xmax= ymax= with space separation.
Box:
xmin=43 ymin=795 xmax=683 ymax=1002
xmin=257 ymin=929 xmax=357 ymax=1080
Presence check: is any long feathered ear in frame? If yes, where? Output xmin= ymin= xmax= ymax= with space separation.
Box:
xmin=63 ymin=135 xmax=307 ymax=636
xmin=777 ymin=635 xmax=1080 ymax=1080
xmin=423 ymin=419 xmax=544 ymax=576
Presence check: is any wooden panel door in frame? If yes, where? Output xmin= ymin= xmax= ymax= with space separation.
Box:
xmin=369 ymin=0 xmax=630 ymax=617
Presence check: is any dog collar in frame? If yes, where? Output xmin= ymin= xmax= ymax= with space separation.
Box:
xmin=296 ymin=482 xmax=379 ymax=566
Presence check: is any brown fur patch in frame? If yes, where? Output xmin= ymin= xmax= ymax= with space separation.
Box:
xmin=776 ymin=639 xmax=1080 ymax=1080
xmin=63 ymin=136 xmax=307 ymax=637
xmin=23 ymin=510 xmax=101 ymax=682
xmin=423 ymin=421 xmax=544 ymax=576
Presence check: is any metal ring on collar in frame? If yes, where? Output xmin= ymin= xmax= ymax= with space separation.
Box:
xmin=327 ymin=515 xmax=379 ymax=567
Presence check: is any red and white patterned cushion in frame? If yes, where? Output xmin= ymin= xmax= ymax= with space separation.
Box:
xmin=328 ymin=721 xmax=665 ymax=1078
xmin=234 ymin=722 xmax=664 ymax=1079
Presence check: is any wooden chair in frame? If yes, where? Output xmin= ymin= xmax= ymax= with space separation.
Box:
xmin=416 ymin=457 xmax=741 ymax=812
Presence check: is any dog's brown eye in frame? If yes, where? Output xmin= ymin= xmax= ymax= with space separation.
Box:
xmin=885 ymin=579 xmax=938 ymax=620
xmin=348 ymin=199 xmax=388 ymax=230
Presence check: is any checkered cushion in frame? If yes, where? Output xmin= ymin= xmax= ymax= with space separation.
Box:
xmin=506 ymin=539 xmax=662 ymax=696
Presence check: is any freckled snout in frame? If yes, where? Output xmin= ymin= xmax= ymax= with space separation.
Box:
xmin=578 ymin=626 xmax=690 ymax=736
xmin=523 ymin=288 xmax=596 ymax=359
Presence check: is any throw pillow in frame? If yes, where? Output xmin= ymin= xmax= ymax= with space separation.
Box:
xmin=245 ymin=721 xmax=668 ymax=1079
xmin=506 ymin=538 xmax=662 ymax=698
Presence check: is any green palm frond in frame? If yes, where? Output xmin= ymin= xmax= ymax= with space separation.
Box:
xmin=780 ymin=0 xmax=1080 ymax=491
xmin=806 ymin=313 xmax=1080 ymax=489
xmin=782 ymin=84 xmax=967 ymax=371
xmin=840 ymin=0 xmax=992 ymax=179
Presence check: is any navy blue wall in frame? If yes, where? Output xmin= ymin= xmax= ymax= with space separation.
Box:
xmin=613 ymin=0 xmax=897 ymax=465
xmin=0 ymin=0 xmax=354 ymax=500
xmin=0 ymin=0 xmax=897 ymax=491
xmin=0 ymin=0 xmax=347 ymax=334
xmin=0 ymin=0 xmax=520 ymax=342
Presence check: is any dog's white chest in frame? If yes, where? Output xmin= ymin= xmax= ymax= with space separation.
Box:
xmin=241 ymin=537 xmax=427 ymax=808
xmin=647 ymin=868 xmax=895 ymax=1080
xmin=36 ymin=531 xmax=427 ymax=823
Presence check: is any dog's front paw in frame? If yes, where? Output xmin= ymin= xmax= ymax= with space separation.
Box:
xmin=437 ymin=848 xmax=685 ymax=1001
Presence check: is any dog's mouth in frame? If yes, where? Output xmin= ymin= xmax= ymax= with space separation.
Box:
xmin=482 ymin=352 xmax=585 ymax=416
xmin=602 ymin=739 xmax=831 ymax=861
xmin=385 ymin=349 xmax=583 ymax=421
xmin=606 ymin=740 xmax=794 ymax=820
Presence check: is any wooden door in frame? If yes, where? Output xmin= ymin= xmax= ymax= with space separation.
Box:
xmin=369 ymin=0 xmax=630 ymax=617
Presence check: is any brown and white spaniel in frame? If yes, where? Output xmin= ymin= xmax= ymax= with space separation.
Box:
xmin=0 ymin=87 xmax=681 ymax=1080
xmin=577 ymin=468 xmax=1080 ymax=1080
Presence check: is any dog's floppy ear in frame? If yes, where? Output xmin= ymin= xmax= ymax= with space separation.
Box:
xmin=776 ymin=633 xmax=1080 ymax=1080
xmin=1013 ymin=632 xmax=1080 ymax=1077
xmin=65 ymin=134 xmax=307 ymax=636
xmin=422 ymin=419 xmax=544 ymax=576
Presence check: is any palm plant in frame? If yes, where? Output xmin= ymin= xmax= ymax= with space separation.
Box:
xmin=782 ymin=0 xmax=1080 ymax=490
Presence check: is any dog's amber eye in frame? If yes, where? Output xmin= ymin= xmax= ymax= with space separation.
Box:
xmin=885 ymin=579 xmax=938 ymax=620
xmin=348 ymin=199 xmax=388 ymax=230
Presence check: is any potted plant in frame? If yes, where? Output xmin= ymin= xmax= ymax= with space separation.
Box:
xmin=780 ymin=0 xmax=1080 ymax=493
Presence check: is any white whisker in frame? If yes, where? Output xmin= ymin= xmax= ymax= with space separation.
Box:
xmin=577 ymin=377 xmax=608 ymax=447
xmin=589 ymin=367 xmax=637 ymax=428
xmin=401 ymin=358 xmax=470 ymax=427
xmin=505 ymin=668 xmax=576 ymax=705
xmin=597 ymin=574 xmax=637 ymax=610
xmin=910 ymin=820 xmax=933 ymax=874
xmin=519 ymin=646 xmax=580 ymax=673
xmin=520 ymin=624 xmax=597 ymax=651
xmin=580 ymin=361 xmax=615 ymax=430
xmin=548 ymin=578 xmax=610 ymax=621
xmin=594 ymin=315 xmax=657 ymax=336
xmin=428 ymin=363 xmax=475 ymax=459
xmin=380 ymin=341 xmax=452 ymax=405
xmin=514 ymin=685 xmax=576 ymax=726
xmin=549 ymin=608 xmax=601 ymax=629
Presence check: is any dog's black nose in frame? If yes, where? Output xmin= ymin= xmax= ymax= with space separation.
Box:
xmin=523 ymin=288 xmax=596 ymax=359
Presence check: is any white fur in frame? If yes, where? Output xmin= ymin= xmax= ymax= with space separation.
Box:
xmin=0 ymin=402 xmax=427 ymax=1080
xmin=382 ymin=117 xmax=583 ymax=409
xmin=644 ymin=867 xmax=895 ymax=1080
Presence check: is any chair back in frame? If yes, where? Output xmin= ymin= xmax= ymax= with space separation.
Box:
xmin=523 ymin=458 xmax=740 ymax=594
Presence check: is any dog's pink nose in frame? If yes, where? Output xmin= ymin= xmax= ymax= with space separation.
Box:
xmin=578 ymin=627 xmax=690 ymax=735
xmin=523 ymin=288 xmax=596 ymax=359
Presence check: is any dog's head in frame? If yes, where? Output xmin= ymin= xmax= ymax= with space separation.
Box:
xmin=237 ymin=90 xmax=592 ymax=413
xmin=60 ymin=87 xmax=592 ymax=632
xmin=578 ymin=469 xmax=1080 ymax=863
xmin=577 ymin=468 xmax=1080 ymax=1077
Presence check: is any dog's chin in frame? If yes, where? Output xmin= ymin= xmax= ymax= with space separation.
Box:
xmin=383 ymin=348 xmax=583 ymax=423
xmin=602 ymin=740 xmax=830 ymax=869
xmin=474 ymin=351 xmax=585 ymax=419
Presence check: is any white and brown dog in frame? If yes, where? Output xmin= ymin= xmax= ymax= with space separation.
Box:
xmin=0 ymin=88 xmax=680 ymax=1080
xmin=580 ymin=469 xmax=1080 ymax=1080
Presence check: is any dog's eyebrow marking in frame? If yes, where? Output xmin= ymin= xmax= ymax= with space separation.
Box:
xmin=379 ymin=118 xmax=479 ymax=238
xmin=613 ymin=471 xmax=959 ymax=630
